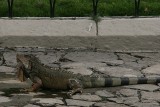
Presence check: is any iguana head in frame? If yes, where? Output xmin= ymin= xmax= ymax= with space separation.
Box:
xmin=16 ymin=54 xmax=32 ymax=82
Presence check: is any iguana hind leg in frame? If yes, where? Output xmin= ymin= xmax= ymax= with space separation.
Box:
xmin=67 ymin=79 xmax=83 ymax=96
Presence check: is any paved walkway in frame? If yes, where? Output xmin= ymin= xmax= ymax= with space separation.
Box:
xmin=0 ymin=48 xmax=160 ymax=107
xmin=0 ymin=17 xmax=160 ymax=106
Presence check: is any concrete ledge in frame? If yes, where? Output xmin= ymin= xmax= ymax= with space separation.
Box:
xmin=0 ymin=19 xmax=96 ymax=37
xmin=99 ymin=18 xmax=160 ymax=36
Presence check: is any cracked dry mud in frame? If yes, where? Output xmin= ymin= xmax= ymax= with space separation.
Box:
xmin=0 ymin=48 xmax=160 ymax=107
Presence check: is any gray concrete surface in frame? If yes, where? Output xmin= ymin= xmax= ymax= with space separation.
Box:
xmin=0 ymin=17 xmax=160 ymax=51
xmin=99 ymin=18 xmax=160 ymax=36
xmin=0 ymin=19 xmax=96 ymax=37
xmin=0 ymin=49 xmax=160 ymax=107
xmin=0 ymin=17 xmax=160 ymax=106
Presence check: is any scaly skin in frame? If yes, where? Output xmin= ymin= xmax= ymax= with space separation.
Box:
xmin=16 ymin=54 xmax=160 ymax=96
xmin=17 ymin=54 xmax=83 ymax=95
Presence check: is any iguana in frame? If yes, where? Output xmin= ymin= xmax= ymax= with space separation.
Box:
xmin=16 ymin=54 xmax=160 ymax=96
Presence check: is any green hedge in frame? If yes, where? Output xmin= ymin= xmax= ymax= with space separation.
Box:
xmin=0 ymin=0 xmax=160 ymax=17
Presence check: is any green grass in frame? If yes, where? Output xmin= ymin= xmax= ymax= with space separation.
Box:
xmin=0 ymin=0 xmax=160 ymax=17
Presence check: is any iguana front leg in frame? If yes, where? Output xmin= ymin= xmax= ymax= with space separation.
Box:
xmin=67 ymin=79 xmax=83 ymax=96
xmin=21 ymin=76 xmax=43 ymax=92
xmin=16 ymin=62 xmax=27 ymax=82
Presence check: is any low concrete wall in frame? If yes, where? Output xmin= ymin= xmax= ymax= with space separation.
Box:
xmin=0 ymin=18 xmax=96 ymax=37
xmin=0 ymin=17 xmax=160 ymax=51
xmin=99 ymin=18 xmax=160 ymax=36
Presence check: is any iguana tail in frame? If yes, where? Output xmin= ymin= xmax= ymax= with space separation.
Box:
xmin=81 ymin=76 xmax=160 ymax=88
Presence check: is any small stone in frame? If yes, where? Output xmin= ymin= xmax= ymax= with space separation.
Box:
xmin=0 ymin=96 xmax=11 ymax=103
xmin=116 ymin=89 xmax=138 ymax=97
xmin=0 ymin=66 xmax=15 ymax=73
xmin=95 ymin=67 xmax=142 ymax=77
xmin=95 ymin=90 xmax=114 ymax=98
xmin=142 ymin=64 xmax=160 ymax=75
xmin=66 ymin=99 xmax=95 ymax=106
xmin=132 ymin=102 xmax=160 ymax=107
xmin=124 ymin=84 xmax=160 ymax=92
xmin=138 ymin=58 xmax=157 ymax=68
xmin=31 ymin=98 xmax=64 ymax=106
xmin=124 ymin=61 xmax=146 ymax=71
xmin=123 ymin=97 xmax=139 ymax=105
xmin=141 ymin=91 xmax=160 ymax=102
xmin=72 ymin=94 xmax=101 ymax=101
xmin=108 ymin=96 xmax=139 ymax=106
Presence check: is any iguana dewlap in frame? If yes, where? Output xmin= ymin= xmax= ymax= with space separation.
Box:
xmin=16 ymin=54 xmax=160 ymax=96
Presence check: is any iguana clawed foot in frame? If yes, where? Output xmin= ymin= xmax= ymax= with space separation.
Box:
xmin=20 ymin=88 xmax=34 ymax=92
xmin=67 ymin=88 xmax=83 ymax=97
xmin=67 ymin=79 xmax=83 ymax=96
